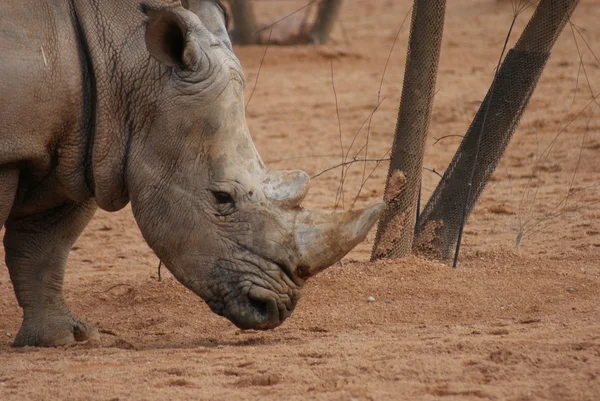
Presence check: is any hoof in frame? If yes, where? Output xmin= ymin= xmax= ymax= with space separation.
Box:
xmin=13 ymin=315 xmax=100 ymax=348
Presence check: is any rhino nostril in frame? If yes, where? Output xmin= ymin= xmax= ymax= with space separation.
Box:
xmin=247 ymin=295 xmax=282 ymax=330
xmin=248 ymin=297 xmax=269 ymax=319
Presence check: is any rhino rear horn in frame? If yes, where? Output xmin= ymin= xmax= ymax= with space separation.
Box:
xmin=294 ymin=203 xmax=385 ymax=278
xmin=263 ymin=170 xmax=310 ymax=208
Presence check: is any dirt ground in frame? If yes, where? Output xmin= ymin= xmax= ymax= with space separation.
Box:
xmin=1 ymin=1 xmax=600 ymax=400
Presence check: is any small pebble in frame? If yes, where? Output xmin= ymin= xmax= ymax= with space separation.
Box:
xmin=5 ymin=332 xmax=11 ymax=337
xmin=367 ymin=296 xmax=375 ymax=303
xmin=567 ymin=287 xmax=576 ymax=293
xmin=385 ymin=300 xmax=392 ymax=304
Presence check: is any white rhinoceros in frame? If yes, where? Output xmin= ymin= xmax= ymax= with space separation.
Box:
xmin=0 ymin=0 xmax=383 ymax=347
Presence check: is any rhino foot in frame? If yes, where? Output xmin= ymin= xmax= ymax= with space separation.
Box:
xmin=13 ymin=312 xmax=99 ymax=348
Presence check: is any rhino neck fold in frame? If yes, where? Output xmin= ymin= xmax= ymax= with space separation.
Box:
xmin=70 ymin=0 xmax=154 ymax=212
xmin=68 ymin=0 xmax=97 ymax=198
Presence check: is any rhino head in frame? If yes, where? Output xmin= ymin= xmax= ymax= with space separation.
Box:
xmin=119 ymin=1 xmax=383 ymax=330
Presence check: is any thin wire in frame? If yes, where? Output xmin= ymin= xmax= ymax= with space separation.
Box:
xmin=245 ymin=26 xmax=273 ymax=110
xmin=252 ymin=0 xmax=319 ymax=35
xmin=330 ymin=61 xmax=345 ymax=209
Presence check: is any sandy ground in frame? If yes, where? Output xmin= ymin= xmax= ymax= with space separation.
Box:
xmin=1 ymin=1 xmax=600 ymax=400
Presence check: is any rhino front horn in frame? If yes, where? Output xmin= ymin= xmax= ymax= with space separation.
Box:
xmin=294 ymin=203 xmax=385 ymax=278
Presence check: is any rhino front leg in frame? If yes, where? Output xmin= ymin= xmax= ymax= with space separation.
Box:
xmin=4 ymin=200 xmax=99 ymax=347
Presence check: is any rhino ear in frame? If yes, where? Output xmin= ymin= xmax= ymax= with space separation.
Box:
xmin=143 ymin=8 xmax=201 ymax=70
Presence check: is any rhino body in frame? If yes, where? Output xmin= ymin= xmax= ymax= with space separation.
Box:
xmin=0 ymin=0 xmax=382 ymax=347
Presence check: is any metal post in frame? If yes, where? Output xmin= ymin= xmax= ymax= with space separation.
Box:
xmin=372 ymin=0 xmax=446 ymax=260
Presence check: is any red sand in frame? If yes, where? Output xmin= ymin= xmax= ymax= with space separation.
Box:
xmin=1 ymin=1 xmax=599 ymax=400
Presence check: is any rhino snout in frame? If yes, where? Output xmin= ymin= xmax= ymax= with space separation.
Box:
xmin=223 ymin=288 xmax=297 ymax=330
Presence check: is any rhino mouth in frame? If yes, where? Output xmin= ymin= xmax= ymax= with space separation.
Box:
xmin=226 ymin=289 xmax=294 ymax=330
xmin=204 ymin=259 xmax=300 ymax=330
xmin=217 ymin=285 xmax=296 ymax=330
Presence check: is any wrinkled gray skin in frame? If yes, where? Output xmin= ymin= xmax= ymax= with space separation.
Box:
xmin=0 ymin=0 xmax=383 ymax=347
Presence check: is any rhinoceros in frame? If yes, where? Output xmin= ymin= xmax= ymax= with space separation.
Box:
xmin=0 ymin=0 xmax=383 ymax=347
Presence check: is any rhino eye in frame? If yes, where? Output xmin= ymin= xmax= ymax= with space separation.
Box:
xmin=212 ymin=191 xmax=234 ymax=205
